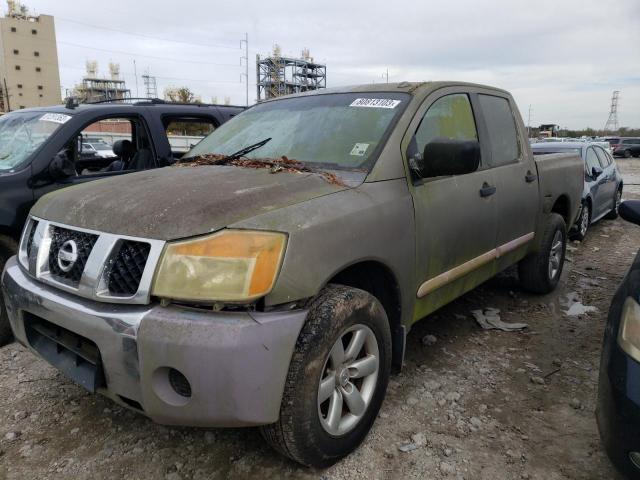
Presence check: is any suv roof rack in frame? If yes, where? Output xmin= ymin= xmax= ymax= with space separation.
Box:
xmin=80 ymin=98 xmax=246 ymax=108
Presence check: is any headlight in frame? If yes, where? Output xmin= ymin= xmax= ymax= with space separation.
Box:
xmin=618 ymin=296 xmax=640 ymax=362
xmin=152 ymin=229 xmax=286 ymax=303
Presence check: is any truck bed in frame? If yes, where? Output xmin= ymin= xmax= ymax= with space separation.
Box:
xmin=534 ymin=152 xmax=584 ymax=227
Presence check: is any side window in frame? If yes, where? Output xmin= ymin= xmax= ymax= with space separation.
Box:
xmin=585 ymin=147 xmax=600 ymax=175
xmin=478 ymin=94 xmax=520 ymax=167
xmin=164 ymin=116 xmax=216 ymax=159
xmin=594 ymin=147 xmax=610 ymax=168
xmin=413 ymin=94 xmax=478 ymax=157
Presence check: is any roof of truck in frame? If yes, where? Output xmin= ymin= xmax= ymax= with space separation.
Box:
xmin=6 ymin=101 xmax=245 ymax=116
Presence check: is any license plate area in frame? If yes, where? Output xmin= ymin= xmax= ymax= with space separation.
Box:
xmin=23 ymin=312 xmax=106 ymax=393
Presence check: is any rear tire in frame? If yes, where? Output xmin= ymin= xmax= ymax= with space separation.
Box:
xmin=261 ymin=284 xmax=391 ymax=468
xmin=519 ymin=213 xmax=566 ymax=294
xmin=0 ymin=236 xmax=18 ymax=347
xmin=605 ymin=188 xmax=622 ymax=220
xmin=624 ymin=150 xmax=632 ymax=158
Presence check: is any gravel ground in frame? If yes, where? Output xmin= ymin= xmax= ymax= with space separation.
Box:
xmin=2 ymin=160 xmax=640 ymax=480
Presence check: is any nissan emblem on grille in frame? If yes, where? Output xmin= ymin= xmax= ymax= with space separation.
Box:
xmin=57 ymin=239 xmax=78 ymax=273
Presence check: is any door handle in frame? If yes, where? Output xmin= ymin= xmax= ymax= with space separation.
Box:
xmin=525 ymin=171 xmax=537 ymax=183
xmin=479 ymin=182 xmax=496 ymax=197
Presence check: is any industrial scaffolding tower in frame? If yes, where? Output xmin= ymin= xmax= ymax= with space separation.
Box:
xmin=603 ymin=90 xmax=620 ymax=132
xmin=256 ymin=47 xmax=326 ymax=101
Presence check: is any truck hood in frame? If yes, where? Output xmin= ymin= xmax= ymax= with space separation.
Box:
xmin=31 ymin=165 xmax=349 ymax=240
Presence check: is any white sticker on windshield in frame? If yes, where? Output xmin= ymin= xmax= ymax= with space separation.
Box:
xmin=40 ymin=113 xmax=72 ymax=124
xmin=350 ymin=143 xmax=370 ymax=156
xmin=350 ymin=98 xmax=401 ymax=109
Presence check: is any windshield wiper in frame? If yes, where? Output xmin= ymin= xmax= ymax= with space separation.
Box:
xmin=224 ymin=137 xmax=272 ymax=161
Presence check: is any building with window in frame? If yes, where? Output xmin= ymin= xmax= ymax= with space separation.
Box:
xmin=0 ymin=1 xmax=61 ymax=112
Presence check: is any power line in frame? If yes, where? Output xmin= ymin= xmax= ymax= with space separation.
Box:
xmin=58 ymin=40 xmax=241 ymax=67
xmin=56 ymin=17 xmax=240 ymax=51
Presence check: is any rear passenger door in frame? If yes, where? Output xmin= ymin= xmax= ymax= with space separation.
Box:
xmin=474 ymin=93 xmax=537 ymax=270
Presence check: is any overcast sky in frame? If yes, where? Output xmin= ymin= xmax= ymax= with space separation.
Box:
xmin=21 ymin=0 xmax=640 ymax=129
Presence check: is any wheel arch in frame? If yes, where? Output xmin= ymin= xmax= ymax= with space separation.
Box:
xmin=550 ymin=194 xmax=572 ymax=227
xmin=327 ymin=260 xmax=405 ymax=372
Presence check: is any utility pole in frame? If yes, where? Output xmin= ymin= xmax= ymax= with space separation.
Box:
xmin=133 ymin=60 xmax=139 ymax=98
xmin=240 ymin=33 xmax=249 ymax=106
xmin=384 ymin=68 xmax=389 ymax=83
xmin=527 ymin=104 xmax=532 ymax=138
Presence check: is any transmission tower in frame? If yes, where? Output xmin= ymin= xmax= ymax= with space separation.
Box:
xmin=603 ymin=90 xmax=619 ymax=132
xmin=141 ymin=73 xmax=158 ymax=99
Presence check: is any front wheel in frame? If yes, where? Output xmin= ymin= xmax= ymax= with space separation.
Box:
xmin=624 ymin=150 xmax=632 ymax=158
xmin=571 ymin=203 xmax=590 ymax=241
xmin=519 ymin=213 xmax=567 ymax=294
xmin=261 ymin=285 xmax=391 ymax=468
xmin=605 ymin=189 xmax=622 ymax=220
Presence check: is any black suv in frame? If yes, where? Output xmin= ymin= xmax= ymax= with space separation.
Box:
xmin=0 ymin=100 xmax=243 ymax=344
xmin=607 ymin=137 xmax=640 ymax=158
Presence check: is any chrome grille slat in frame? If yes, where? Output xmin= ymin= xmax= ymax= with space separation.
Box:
xmin=17 ymin=217 xmax=165 ymax=305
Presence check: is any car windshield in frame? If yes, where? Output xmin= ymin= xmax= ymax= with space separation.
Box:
xmin=186 ymin=92 xmax=410 ymax=171
xmin=0 ymin=111 xmax=69 ymax=172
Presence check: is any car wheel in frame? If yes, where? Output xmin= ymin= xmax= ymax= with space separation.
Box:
xmin=624 ymin=150 xmax=632 ymax=158
xmin=571 ymin=203 xmax=590 ymax=241
xmin=261 ymin=284 xmax=391 ymax=468
xmin=518 ymin=213 xmax=567 ymax=294
xmin=0 ymin=236 xmax=18 ymax=346
xmin=605 ymin=189 xmax=622 ymax=220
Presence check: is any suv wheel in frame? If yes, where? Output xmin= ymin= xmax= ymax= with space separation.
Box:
xmin=518 ymin=213 xmax=567 ymax=294
xmin=261 ymin=285 xmax=391 ymax=468
xmin=624 ymin=150 xmax=632 ymax=158
xmin=605 ymin=189 xmax=622 ymax=220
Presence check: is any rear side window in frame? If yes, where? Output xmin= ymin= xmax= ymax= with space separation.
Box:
xmin=585 ymin=147 xmax=600 ymax=174
xmin=413 ymin=93 xmax=478 ymax=155
xmin=622 ymin=139 xmax=640 ymax=144
xmin=478 ymin=94 xmax=520 ymax=167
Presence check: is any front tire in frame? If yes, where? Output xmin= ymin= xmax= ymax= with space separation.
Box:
xmin=261 ymin=285 xmax=391 ymax=468
xmin=571 ymin=202 xmax=590 ymax=241
xmin=519 ymin=213 xmax=567 ymax=294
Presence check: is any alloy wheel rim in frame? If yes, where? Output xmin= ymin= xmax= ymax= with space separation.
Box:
xmin=580 ymin=207 xmax=589 ymax=236
xmin=548 ymin=230 xmax=563 ymax=280
xmin=317 ymin=324 xmax=379 ymax=436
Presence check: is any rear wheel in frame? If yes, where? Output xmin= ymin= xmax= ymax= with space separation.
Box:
xmin=605 ymin=188 xmax=622 ymax=220
xmin=0 ymin=236 xmax=18 ymax=346
xmin=519 ymin=213 xmax=566 ymax=294
xmin=624 ymin=150 xmax=632 ymax=158
xmin=261 ymin=285 xmax=391 ymax=468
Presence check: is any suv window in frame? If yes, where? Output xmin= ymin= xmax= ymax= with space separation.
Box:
xmin=585 ymin=147 xmax=601 ymax=175
xmin=413 ymin=93 xmax=478 ymax=157
xmin=622 ymin=139 xmax=640 ymax=144
xmin=164 ymin=116 xmax=217 ymax=159
xmin=478 ymin=94 xmax=520 ymax=167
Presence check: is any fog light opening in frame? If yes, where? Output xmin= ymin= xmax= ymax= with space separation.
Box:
xmin=169 ymin=368 xmax=192 ymax=398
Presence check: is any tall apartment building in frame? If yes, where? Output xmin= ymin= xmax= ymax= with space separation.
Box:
xmin=0 ymin=2 xmax=61 ymax=111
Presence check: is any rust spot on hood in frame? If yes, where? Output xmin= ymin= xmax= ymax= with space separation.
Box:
xmin=177 ymin=153 xmax=347 ymax=187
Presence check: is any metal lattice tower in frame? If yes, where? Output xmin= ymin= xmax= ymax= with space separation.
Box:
xmin=142 ymin=73 xmax=158 ymax=99
xmin=256 ymin=46 xmax=326 ymax=101
xmin=604 ymin=90 xmax=620 ymax=132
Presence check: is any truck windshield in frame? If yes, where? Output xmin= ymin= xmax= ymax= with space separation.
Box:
xmin=187 ymin=92 xmax=410 ymax=171
xmin=0 ymin=111 xmax=68 ymax=172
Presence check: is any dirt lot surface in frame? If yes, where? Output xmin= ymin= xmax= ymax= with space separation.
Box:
xmin=2 ymin=160 xmax=640 ymax=480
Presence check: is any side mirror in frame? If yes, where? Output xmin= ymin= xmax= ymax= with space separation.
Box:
xmin=620 ymin=200 xmax=640 ymax=226
xmin=49 ymin=150 xmax=76 ymax=180
xmin=592 ymin=166 xmax=603 ymax=178
xmin=413 ymin=139 xmax=481 ymax=178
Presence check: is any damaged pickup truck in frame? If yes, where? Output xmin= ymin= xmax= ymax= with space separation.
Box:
xmin=1 ymin=82 xmax=583 ymax=467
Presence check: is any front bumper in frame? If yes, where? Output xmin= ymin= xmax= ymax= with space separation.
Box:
xmin=1 ymin=256 xmax=307 ymax=427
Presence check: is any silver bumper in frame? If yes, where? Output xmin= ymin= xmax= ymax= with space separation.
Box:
xmin=1 ymin=256 xmax=307 ymax=427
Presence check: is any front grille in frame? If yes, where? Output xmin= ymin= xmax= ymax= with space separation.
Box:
xmin=107 ymin=241 xmax=151 ymax=296
xmin=24 ymin=313 xmax=105 ymax=393
xmin=26 ymin=220 xmax=38 ymax=258
xmin=48 ymin=226 xmax=98 ymax=286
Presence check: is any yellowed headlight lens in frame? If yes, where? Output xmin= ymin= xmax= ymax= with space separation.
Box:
xmin=152 ymin=230 xmax=286 ymax=302
xmin=619 ymin=296 xmax=640 ymax=362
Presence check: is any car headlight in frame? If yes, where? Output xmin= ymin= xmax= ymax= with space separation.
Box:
xmin=152 ymin=229 xmax=287 ymax=303
xmin=618 ymin=296 xmax=640 ymax=362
